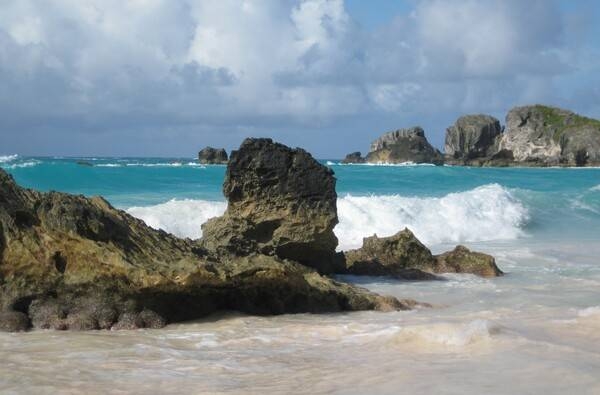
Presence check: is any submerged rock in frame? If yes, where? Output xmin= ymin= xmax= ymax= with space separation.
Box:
xmin=0 ymin=139 xmax=415 ymax=331
xmin=341 ymin=152 xmax=365 ymax=164
xmin=434 ymin=245 xmax=502 ymax=278
xmin=340 ymin=229 xmax=502 ymax=279
xmin=365 ymin=127 xmax=443 ymax=165
xmin=201 ymin=138 xmax=340 ymax=273
xmin=198 ymin=147 xmax=228 ymax=164
xmin=445 ymin=115 xmax=502 ymax=162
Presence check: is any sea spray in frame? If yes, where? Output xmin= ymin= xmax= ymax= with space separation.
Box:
xmin=126 ymin=184 xmax=529 ymax=247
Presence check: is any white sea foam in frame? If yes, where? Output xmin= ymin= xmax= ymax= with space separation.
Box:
xmin=0 ymin=154 xmax=18 ymax=163
xmin=336 ymin=183 xmax=528 ymax=249
xmin=590 ymin=184 xmax=600 ymax=192
xmin=578 ymin=306 xmax=600 ymax=317
xmin=339 ymin=161 xmax=436 ymax=167
xmin=125 ymin=184 xmax=528 ymax=247
xmin=126 ymin=199 xmax=227 ymax=239
xmin=2 ymin=160 xmax=40 ymax=169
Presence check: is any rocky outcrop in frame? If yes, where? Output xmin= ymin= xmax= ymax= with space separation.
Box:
xmin=445 ymin=115 xmax=502 ymax=162
xmin=443 ymin=105 xmax=600 ymax=167
xmin=200 ymin=138 xmax=340 ymax=273
xmin=198 ymin=147 xmax=228 ymax=164
xmin=499 ymin=105 xmax=600 ymax=166
xmin=365 ymin=127 xmax=443 ymax=165
xmin=341 ymin=152 xmax=365 ymax=164
xmin=0 ymin=143 xmax=419 ymax=332
xmin=340 ymin=229 xmax=502 ymax=279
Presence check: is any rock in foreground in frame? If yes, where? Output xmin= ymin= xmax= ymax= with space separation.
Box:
xmin=365 ymin=127 xmax=443 ymax=165
xmin=0 ymin=151 xmax=416 ymax=332
xmin=340 ymin=229 xmax=502 ymax=279
xmin=201 ymin=138 xmax=340 ymax=273
xmin=198 ymin=147 xmax=228 ymax=164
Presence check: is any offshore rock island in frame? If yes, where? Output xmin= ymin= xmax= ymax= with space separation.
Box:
xmin=0 ymin=138 xmax=500 ymax=332
xmin=343 ymin=104 xmax=600 ymax=167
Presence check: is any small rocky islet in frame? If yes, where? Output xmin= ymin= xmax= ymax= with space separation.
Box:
xmin=0 ymin=138 xmax=500 ymax=332
xmin=343 ymin=104 xmax=600 ymax=167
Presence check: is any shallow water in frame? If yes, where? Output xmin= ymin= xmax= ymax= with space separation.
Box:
xmin=1 ymin=156 xmax=600 ymax=394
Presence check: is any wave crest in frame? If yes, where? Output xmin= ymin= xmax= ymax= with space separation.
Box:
xmin=126 ymin=184 xmax=528 ymax=247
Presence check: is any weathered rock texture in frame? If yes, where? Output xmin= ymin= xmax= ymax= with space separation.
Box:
xmin=198 ymin=147 xmax=228 ymax=164
xmin=499 ymin=105 xmax=600 ymax=166
xmin=445 ymin=115 xmax=503 ymax=161
xmin=0 ymin=148 xmax=416 ymax=332
xmin=341 ymin=152 xmax=365 ymax=164
xmin=444 ymin=105 xmax=600 ymax=167
xmin=340 ymin=229 xmax=502 ymax=279
xmin=200 ymin=138 xmax=340 ymax=273
xmin=366 ymin=127 xmax=443 ymax=165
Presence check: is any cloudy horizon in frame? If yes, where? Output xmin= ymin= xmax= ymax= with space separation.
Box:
xmin=1 ymin=0 xmax=599 ymax=158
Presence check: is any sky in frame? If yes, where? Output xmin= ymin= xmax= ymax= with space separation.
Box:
xmin=1 ymin=0 xmax=599 ymax=158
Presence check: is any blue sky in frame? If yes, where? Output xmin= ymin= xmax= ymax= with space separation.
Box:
xmin=1 ymin=0 xmax=599 ymax=158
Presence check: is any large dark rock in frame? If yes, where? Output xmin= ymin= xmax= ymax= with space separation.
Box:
xmin=0 ymin=165 xmax=417 ymax=331
xmin=201 ymin=138 xmax=340 ymax=273
xmin=445 ymin=115 xmax=502 ymax=161
xmin=341 ymin=152 xmax=365 ymax=164
xmin=365 ymin=127 xmax=443 ymax=165
xmin=340 ymin=229 xmax=502 ymax=279
xmin=198 ymin=147 xmax=228 ymax=164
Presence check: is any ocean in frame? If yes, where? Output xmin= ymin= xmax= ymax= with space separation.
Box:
xmin=1 ymin=154 xmax=600 ymax=394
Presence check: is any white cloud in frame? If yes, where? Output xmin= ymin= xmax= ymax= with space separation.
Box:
xmin=0 ymin=0 xmax=595 ymax=156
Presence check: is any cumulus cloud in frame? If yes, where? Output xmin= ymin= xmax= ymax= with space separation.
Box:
xmin=0 ymin=0 xmax=596 ymax=156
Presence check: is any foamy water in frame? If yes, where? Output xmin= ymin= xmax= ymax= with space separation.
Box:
xmin=126 ymin=184 xmax=529 ymax=249
xmin=2 ymin=239 xmax=600 ymax=394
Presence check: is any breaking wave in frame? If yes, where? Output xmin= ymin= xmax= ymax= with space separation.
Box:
xmin=126 ymin=184 xmax=528 ymax=248
xmin=0 ymin=154 xmax=18 ymax=163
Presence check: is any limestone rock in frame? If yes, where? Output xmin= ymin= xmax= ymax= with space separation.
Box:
xmin=435 ymin=245 xmax=503 ymax=277
xmin=341 ymin=229 xmax=502 ymax=278
xmin=0 ymin=310 xmax=30 ymax=332
xmin=198 ymin=147 xmax=228 ymax=164
xmin=341 ymin=152 xmax=365 ymax=164
xmin=0 ymin=149 xmax=412 ymax=331
xmin=366 ymin=127 xmax=443 ymax=165
xmin=201 ymin=138 xmax=339 ymax=273
xmin=499 ymin=105 xmax=600 ymax=166
xmin=445 ymin=115 xmax=502 ymax=161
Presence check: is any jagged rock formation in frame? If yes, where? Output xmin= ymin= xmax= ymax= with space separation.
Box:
xmin=198 ymin=147 xmax=228 ymax=164
xmin=200 ymin=138 xmax=340 ymax=273
xmin=0 ymin=148 xmax=418 ymax=332
xmin=445 ymin=115 xmax=503 ymax=162
xmin=365 ymin=127 xmax=443 ymax=165
xmin=341 ymin=152 xmax=365 ymax=164
xmin=340 ymin=229 xmax=502 ymax=279
xmin=444 ymin=105 xmax=600 ymax=167
xmin=499 ymin=105 xmax=600 ymax=166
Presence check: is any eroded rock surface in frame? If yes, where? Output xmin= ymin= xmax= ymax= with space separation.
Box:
xmin=200 ymin=138 xmax=340 ymax=273
xmin=366 ymin=127 xmax=443 ymax=165
xmin=341 ymin=152 xmax=365 ymax=164
xmin=0 ymin=158 xmax=416 ymax=332
xmin=340 ymin=229 xmax=502 ymax=279
xmin=445 ymin=115 xmax=502 ymax=162
xmin=198 ymin=147 xmax=228 ymax=164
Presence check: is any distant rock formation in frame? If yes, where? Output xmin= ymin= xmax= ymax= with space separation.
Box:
xmin=499 ymin=105 xmax=600 ymax=166
xmin=341 ymin=151 xmax=365 ymax=164
xmin=357 ymin=127 xmax=443 ymax=165
xmin=198 ymin=147 xmax=228 ymax=164
xmin=445 ymin=115 xmax=503 ymax=161
xmin=200 ymin=138 xmax=340 ymax=273
xmin=444 ymin=105 xmax=600 ymax=167
xmin=339 ymin=229 xmax=502 ymax=279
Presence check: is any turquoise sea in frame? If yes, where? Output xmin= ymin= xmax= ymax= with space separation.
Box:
xmin=1 ymin=153 xmax=600 ymax=394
